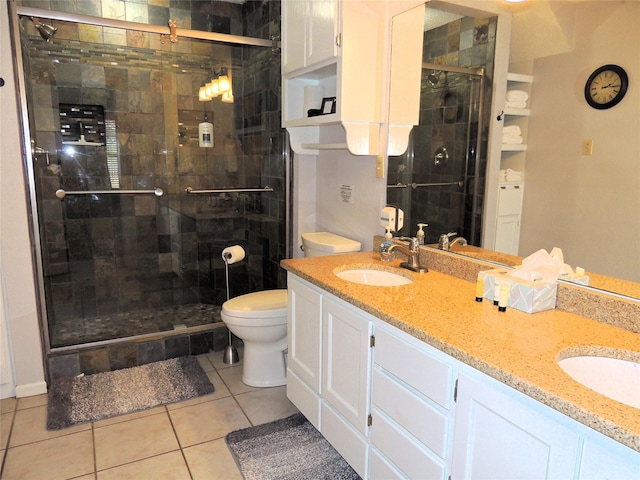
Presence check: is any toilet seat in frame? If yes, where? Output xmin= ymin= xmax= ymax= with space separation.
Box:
xmin=221 ymin=289 xmax=288 ymax=326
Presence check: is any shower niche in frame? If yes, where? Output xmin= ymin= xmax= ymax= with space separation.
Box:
xmin=59 ymin=103 xmax=106 ymax=146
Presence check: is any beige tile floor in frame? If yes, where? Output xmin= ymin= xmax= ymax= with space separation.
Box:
xmin=0 ymin=350 xmax=299 ymax=480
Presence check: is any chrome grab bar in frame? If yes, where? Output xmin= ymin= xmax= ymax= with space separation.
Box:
xmin=386 ymin=183 xmax=408 ymax=189
xmin=184 ymin=186 xmax=274 ymax=194
xmin=412 ymin=181 xmax=464 ymax=189
xmin=55 ymin=188 xmax=164 ymax=199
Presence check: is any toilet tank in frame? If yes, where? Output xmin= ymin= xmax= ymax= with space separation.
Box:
xmin=301 ymin=232 xmax=361 ymax=257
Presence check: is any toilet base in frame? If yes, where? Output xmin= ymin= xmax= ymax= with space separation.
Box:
xmin=241 ymin=343 xmax=287 ymax=387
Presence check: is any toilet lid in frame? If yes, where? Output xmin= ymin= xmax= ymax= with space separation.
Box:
xmin=222 ymin=289 xmax=288 ymax=318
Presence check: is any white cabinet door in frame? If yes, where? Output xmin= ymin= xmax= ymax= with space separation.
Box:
xmin=322 ymin=296 xmax=373 ymax=435
xmin=577 ymin=435 xmax=640 ymax=480
xmin=307 ymin=0 xmax=339 ymax=67
xmin=451 ymin=372 xmax=580 ymax=480
xmin=281 ymin=0 xmax=338 ymax=74
xmin=281 ymin=0 xmax=306 ymax=73
xmin=287 ymin=275 xmax=322 ymax=391
xmin=494 ymin=215 xmax=520 ymax=255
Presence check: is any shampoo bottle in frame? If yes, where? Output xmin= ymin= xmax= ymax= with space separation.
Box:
xmin=199 ymin=114 xmax=214 ymax=148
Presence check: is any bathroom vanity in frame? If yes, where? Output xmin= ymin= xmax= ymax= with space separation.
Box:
xmin=282 ymin=251 xmax=640 ymax=480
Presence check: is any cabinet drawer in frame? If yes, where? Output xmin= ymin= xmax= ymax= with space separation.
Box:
xmin=287 ymin=368 xmax=321 ymax=430
xmin=321 ymin=402 xmax=368 ymax=479
xmin=375 ymin=329 xmax=453 ymax=409
xmin=497 ymin=184 xmax=523 ymax=216
xmin=372 ymin=368 xmax=448 ymax=457
xmin=370 ymin=448 xmax=406 ymax=480
xmin=370 ymin=407 xmax=446 ymax=480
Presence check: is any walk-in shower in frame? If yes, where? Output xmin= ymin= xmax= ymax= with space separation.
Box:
xmin=387 ymin=63 xmax=486 ymax=245
xmin=11 ymin=3 xmax=287 ymax=362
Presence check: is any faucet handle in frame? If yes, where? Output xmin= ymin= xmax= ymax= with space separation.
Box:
xmin=438 ymin=232 xmax=457 ymax=250
xmin=396 ymin=236 xmax=419 ymax=250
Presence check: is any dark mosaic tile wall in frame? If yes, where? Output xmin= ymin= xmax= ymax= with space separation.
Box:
xmin=388 ymin=15 xmax=496 ymax=246
xmin=18 ymin=0 xmax=285 ymax=353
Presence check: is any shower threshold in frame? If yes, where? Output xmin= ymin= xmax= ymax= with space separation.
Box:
xmin=50 ymin=303 xmax=222 ymax=349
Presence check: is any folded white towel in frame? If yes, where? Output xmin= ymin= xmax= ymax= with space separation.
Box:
xmin=505 ymin=100 xmax=528 ymax=109
xmin=502 ymin=125 xmax=521 ymax=136
xmin=505 ymin=168 xmax=522 ymax=181
xmin=507 ymin=90 xmax=528 ymax=101
xmin=502 ymin=135 xmax=523 ymax=145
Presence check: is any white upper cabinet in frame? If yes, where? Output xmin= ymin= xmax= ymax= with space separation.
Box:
xmin=281 ymin=0 xmax=339 ymax=74
xmin=281 ymin=0 xmax=386 ymax=155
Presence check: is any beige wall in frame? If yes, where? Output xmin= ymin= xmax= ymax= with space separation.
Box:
xmin=519 ymin=1 xmax=640 ymax=281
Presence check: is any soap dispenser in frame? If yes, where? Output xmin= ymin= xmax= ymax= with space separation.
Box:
xmin=416 ymin=223 xmax=428 ymax=245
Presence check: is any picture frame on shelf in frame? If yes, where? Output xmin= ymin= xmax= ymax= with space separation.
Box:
xmin=321 ymin=97 xmax=336 ymax=115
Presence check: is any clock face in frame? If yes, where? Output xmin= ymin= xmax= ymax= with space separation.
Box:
xmin=585 ymin=65 xmax=629 ymax=109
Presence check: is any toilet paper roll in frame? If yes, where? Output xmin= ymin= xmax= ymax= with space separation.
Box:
xmin=222 ymin=245 xmax=245 ymax=264
xmin=303 ymin=86 xmax=323 ymax=116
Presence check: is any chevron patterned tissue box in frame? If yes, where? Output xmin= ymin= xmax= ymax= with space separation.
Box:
xmin=479 ymin=268 xmax=558 ymax=314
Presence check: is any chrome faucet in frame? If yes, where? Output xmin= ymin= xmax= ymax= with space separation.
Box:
xmin=438 ymin=232 xmax=468 ymax=251
xmin=379 ymin=237 xmax=427 ymax=273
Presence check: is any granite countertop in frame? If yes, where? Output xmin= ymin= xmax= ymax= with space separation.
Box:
xmin=281 ymin=251 xmax=640 ymax=453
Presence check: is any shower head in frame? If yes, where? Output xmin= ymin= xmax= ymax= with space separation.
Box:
xmin=30 ymin=18 xmax=57 ymax=42
xmin=427 ymin=70 xmax=442 ymax=87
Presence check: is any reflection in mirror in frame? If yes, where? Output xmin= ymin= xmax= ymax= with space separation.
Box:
xmin=387 ymin=1 xmax=640 ymax=300
xmin=387 ymin=9 xmax=497 ymax=248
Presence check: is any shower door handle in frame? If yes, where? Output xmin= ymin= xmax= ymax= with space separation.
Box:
xmin=55 ymin=188 xmax=164 ymax=199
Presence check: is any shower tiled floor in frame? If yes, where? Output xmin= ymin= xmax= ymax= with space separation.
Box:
xmin=51 ymin=303 xmax=222 ymax=348
xmin=0 ymin=349 xmax=299 ymax=479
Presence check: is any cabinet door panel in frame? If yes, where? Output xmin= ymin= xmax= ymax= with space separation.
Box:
xmin=495 ymin=215 xmax=521 ymax=255
xmin=578 ymin=436 xmax=640 ymax=480
xmin=322 ymin=297 xmax=372 ymax=434
xmin=281 ymin=0 xmax=306 ymax=73
xmin=307 ymin=0 xmax=339 ymax=67
xmin=452 ymin=373 xmax=579 ymax=480
xmin=287 ymin=276 xmax=322 ymax=391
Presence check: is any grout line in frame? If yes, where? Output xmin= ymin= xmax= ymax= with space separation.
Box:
xmin=164 ymin=404 xmax=195 ymax=479
xmin=91 ymin=423 xmax=98 ymax=480
xmin=0 ymin=407 xmax=17 ymax=478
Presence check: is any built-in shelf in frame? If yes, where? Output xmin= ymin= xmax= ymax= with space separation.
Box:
xmin=504 ymin=107 xmax=530 ymax=117
xmin=300 ymin=143 xmax=349 ymax=150
xmin=501 ymin=144 xmax=527 ymax=152
xmin=506 ymin=72 xmax=533 ymax=83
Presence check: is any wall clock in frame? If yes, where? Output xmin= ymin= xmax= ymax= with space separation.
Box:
xmin=584 ymin=64 xmax=628 ymax=110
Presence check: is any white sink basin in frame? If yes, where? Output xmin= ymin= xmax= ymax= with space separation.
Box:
xmin=558 ymin=355 xmax=640 ymax=409
xmin=336 ymin=268 xmax=412 ymax=286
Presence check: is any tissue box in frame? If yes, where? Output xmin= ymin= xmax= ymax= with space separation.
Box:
xmin=479 ymin=268 xmax=558 ymax=314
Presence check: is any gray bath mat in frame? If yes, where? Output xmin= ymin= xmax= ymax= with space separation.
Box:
xmin=47 ymin=356 xmax=214 ymax=430
xmin=226 ymin=413 xmax=361 ymax=480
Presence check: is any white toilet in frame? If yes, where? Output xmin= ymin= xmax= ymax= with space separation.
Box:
xmin=221 ymin=232 xmax=361 ymax=387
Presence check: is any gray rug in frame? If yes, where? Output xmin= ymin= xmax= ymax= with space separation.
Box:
xmin=226 ymin=413 xmax=361 ymax=480
xmin=47 ymin=356 xmax=214 ymax=430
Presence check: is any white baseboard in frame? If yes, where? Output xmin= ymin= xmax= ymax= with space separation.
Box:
xmin=15 ymin=380 xmax=48 ymax=398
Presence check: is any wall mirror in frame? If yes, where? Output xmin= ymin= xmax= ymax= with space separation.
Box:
xmin=387 ymin=0 xmax=640 ymax=301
